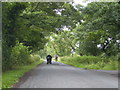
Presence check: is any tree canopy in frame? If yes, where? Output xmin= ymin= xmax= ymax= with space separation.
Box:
xmin=2 ymin=2 xmax=120 ymax=71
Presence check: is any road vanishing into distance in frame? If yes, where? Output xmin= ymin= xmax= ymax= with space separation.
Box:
xmin=14 ymin=61 xmax=118 ymax=88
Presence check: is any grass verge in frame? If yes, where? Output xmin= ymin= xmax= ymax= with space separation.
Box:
xmin=59 ymin=56 xmax=119 ymax=71
xmin=2 ymin=60 xmax=44 ymax=88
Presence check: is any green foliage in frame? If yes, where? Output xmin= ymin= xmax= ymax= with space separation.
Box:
xmin=2 ymin=2 xmax=81 ymax=71
xmin=46 ymin=2 xmax=119 ymax=57
xmin=61 ymin=55 xmax=107 ymax=64
xmin=10 ymin=42 xmax=31 ymax=66
xmin=29 ymin=54 xmax=41 ymax=63
xmin=80 ymin=2 xmax=119 ymax=56
xmin=103 ymin=60 xmax=118 ymax=70
xmin=2 ymin=46 xmax=12 ymax=71
xmin=3 ymin=42 xmax=31 ymax=71
xmin=2 ymin=2 xmax=28 ymax=71
xmin=60 ymin=55 xmax=118 ymax=70
xmin=45 ymin=32 xmax=74 ymax=56
xmin=2 ymin=2 xmax=119 ymax=71
xmin=2 ymin=2 xmax=27 ymax=47
xmin=2 ymin=60 xmax=44 ymax=88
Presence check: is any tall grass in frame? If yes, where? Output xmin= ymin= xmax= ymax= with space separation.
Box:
xmin=60 ymin=55 xmax=118 ymax=70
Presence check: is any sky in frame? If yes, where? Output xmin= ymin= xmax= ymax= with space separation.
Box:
xmin=73 ymin=0 xmax=89 ymax=6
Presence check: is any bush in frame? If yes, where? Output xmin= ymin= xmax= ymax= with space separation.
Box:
xmin=85 ymin=64 xmax=100 ymax=69
xmin=103 ymin=60 xmax=118 ymax=70
xmin=3 ymin=42 xmax=42 ymax=71
xmin=61 ymin=55 xmax=104 ymax=64
xmin=10 ymin=42 xmax=31 ymax=68
xmin=29 ymin=54 xmax=41 ymax=63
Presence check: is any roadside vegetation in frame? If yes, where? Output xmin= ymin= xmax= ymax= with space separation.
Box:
xmin=2 ymin=58 xmax=43 ymax=88
xmin=59 ymin=55 xmax=119 ymax=70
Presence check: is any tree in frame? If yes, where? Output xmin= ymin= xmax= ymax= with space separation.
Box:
xmin=2 ymin=2 xmax=83 ymax=70
xmin=75 ymin=2 xmax=120 ymax=56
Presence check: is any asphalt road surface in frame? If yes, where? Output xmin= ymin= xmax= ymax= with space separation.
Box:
xmin=14 ymin=61 xmax=118 ymax=88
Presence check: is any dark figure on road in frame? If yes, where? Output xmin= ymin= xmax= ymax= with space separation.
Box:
xmin=55 ymin=55 xmax=58 ymax=62
xmin=46 ymin=55 xmax=52 ymax=64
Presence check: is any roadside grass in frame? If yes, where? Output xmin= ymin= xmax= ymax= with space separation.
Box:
xmin=59 ymin=56 xmax=118 ymax=71
xmin=2 ymin=60 xmax=44 ymax=88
